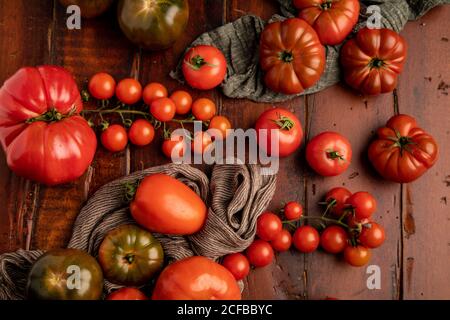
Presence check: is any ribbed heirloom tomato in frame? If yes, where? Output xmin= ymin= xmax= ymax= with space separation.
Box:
xmin=294 ymin=0 xmax=360 ymax=45
xmin=152 ymin=256 xmax=241 ymax=300
xmin=340 ymin=28 xmax=407 ymax=95
xmin=0 ymin=66 xmax=97 ymax=185
xmin=368 ymin=114 xmax=438 ymax=183
xmin=130 ymin=173 xmax=207 ymax=235
xmin=259 ymin=18 xmax=325 ymax=94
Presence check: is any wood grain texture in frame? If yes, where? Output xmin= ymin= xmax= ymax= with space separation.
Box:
xmin=0 ymin=0 xmax=449 ymax=300
xmin=397 ymin=6 xmax=450 ymax=300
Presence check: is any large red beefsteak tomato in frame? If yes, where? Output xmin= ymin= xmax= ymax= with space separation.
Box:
xmin=259 ymin=18 xmax=325 ymax=95
xmin=368 ymin=115 xmax=438 ymax=183
xmin=340 ymin=27 xmax=407 ymax=95
xmin=0 ymin=66 xmax=96 ymax=185
xmin=152 ymin=256 xmax=241 ymax=300
xmin=294 ymin=0 xmax=360 ymax=45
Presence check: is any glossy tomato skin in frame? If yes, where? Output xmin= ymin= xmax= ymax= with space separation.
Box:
xmin=345 ymin=192 xmax=377 ymax=220
xmin=118 ymin=0 xmax=189 ymax=51
xmin=222 ymin=253 xmax=250 ymax=280
xmin=271 ymin=229 xmax=293 ymax=252
xmin=192 ymin=98 xmax=216 ymax=121
xmin=101 ymin=124 xmax=128 ymax=152
xmin=260 ymin=18 xmax=325 ymax=94
xmin=208 ymin=116 xmax=232 ymax=140
xmin=191 ymin=131 xmax=213 ymax=154
xmin=150 ymin=97 xmax=176 ymax=122
xmin=59 ymin=0 xmax=114 ymax=18
xmin=182 ymin=45 xmax=227 ymax=90
xmin=358 ymin=222 xmax=385 ymax=249
xmin=143 ymin=82 xmax=168 ymax=105
xmin=255 ymin=108 xmax=303 ymax=157
xmin=88 ymin=72 xmax=116 ymax=100
xmin=98 ymin=225 xmax=163 ymax=286
xmin=130 ymin=173 xmax=207 ymax=235
xmin=368 ymin=114 xmax=438 ymax=183
xmin=106 ymin=288 xmax=148 ymax=300
xmin=341 ymin=28 xmax=407 ymax=95
xmin=162 ymin=136 xmax=187 ymax=160
xmin=306 ymin=132 xmax=352 ymax=176
xmin=128 ymin=119 xmax=155 ymax=146
xmin=325 ymin=187 xmax=352 ymax=217
xmin=256 ymin=212 xmax=282 ymax=241
xmin=152 ymin=256 xmax=241 ymax=300
xmin=26 ymin=249 xmax=103 ymax=300
xmin=170 ymin=90 xmax=192 ymax=115
xmin=284 ymin=201 xmax=303 ymax=220
xmin=294 ymin=0 xmax=360 ymax=45
xmin=293 ymin=226 xmax=320 ymax=253
xmin=246 ymin=240 xmax=274 ymax=267
xmin=320 ymin=226 xmax=348 ymax=254
xmin=116 ymin=78 xmax=142 ymax=105
xmin=0 ymin=66 xmax=97 ymax=185
xmin=344 ymin=245 xmax=371 ymax=267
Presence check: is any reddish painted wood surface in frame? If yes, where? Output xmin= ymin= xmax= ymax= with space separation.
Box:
xmin=0 ymin=0 xmax=448 ymax=299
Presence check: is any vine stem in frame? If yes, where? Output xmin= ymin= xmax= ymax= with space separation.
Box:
xmin=283 ymin=215 xmax=355 ymax=232
xmin=81 ymin=109 xmax=149 ymax=117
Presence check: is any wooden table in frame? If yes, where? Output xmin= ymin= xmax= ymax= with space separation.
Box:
xmin=0 ymin=0 xmax=449 ymax=300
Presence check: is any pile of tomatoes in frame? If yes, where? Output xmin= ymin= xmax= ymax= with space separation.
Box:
xmin=86 ymin=72 xmax=232 ymax=156
xmin=222 ymin=188 xmax=386 ymax=280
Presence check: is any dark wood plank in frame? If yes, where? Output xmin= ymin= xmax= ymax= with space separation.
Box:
xmin=30 ymin=2 xmax=137 ymax=250
xmin=397 ymin=5 xmax=450 ymax=299
xmin=304 ymin=86 xmax=401 ymax=299
xmin=0 ymin=0 xmax=54 ymax=253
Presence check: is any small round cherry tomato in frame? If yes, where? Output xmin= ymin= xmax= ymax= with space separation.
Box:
xmin=170 ymin=90 xmax=192 ymax=115
xmin=191 ymin=131 xmax=213 ymax=154
xmin=271 ymin=229 xmax=292 ymax=252
xmin=346 ymin=216 xmax=370 ymax=229
xmin=208 ymin=115 xmax=232 ymax=140
xmin=128 ymin=119 xmax=155 ymax=147
xmin=246 ymin=240 xmax=274 ymax=268
xmin=116 ymin=78 xmax=142 ymax=105
xmin=320 ymin=226 xmax=348 ymax=254
xmin=344 ymin=245 xmax=371 ymax=267
xmin=222 ymin=253 xmax=250 ymax=280
xmin=306 ymin=132 xmax=352 ymax=177
xmin=358 ymin=222 xmax=385 ymax=249
xmin=88 ymin=72 xmax=116 ymax=100
xmin=284 ymin=201 xmax=303 ymax=220
xmin=101 ymin=124 xmax=128 ymax=152
xmin=293 ymin=225 xmax=320 ymax=253
xmin=143 ymin=82 xmax=168 ymax=105
xmin=162 ymin=135 xmax=187 ymax=160
xmin=192 ymin=98 xmax=216 ymax=121
xmin=346 ymin=192 xmax=377 ymax=220
xmin=325 ymin=187 xmax=352 ymax=218
xmin=150 ymin=97 xmax=176 ymax=122
xmin=256 ymin=212 xmax=282 ymax=241
xmin=106 ymin=287 xmax=148 ymax=300
xmin=182 ymin=45 xmax=227 ymax=90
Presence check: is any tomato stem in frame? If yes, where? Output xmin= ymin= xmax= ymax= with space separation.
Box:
xmin=326 ymin=151 xmax=345 ymax=161
xmin=369 ymin=58 xmax=385 ymax=69
xmin=320 ymin=1 xmax=332 ymax=10
xmin=272 ymin=114 xmax=295 ymax=130
xmin=26 ymin=107 xmax=76 ymax=124
xmin=279 ymin=51 xmax=294 ymax=63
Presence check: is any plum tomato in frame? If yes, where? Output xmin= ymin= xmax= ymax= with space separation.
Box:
xmin=293 ymin=225 xmax=320 ymax=253
xmin=222 ymin=253 xmax=250 ymax=280
xmin=246 ymin=240 xmax=274 ymax=268
xmin=256 ymin=212 xmax=282 ymax=241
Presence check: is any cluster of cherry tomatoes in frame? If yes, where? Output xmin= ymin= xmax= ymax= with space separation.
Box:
xmin=85 ymin=72 xmax=232 ymax=156
xmin=222 ymin=188 xmax=386 ymax=280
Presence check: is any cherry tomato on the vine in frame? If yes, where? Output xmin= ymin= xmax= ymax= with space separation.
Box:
xmin=162 ymin=135 xmax=187 ymax=160
xmin=128 ymin=119 xmax=155 ymax=147
xmin=293 ymin=225 xmax=319 ymax=253
xmin=345 ymin=192 xmax=377 ymax=220
xmin=246 ymin=240 xmax=274 ymax=268
xmin=143 ymin=82 xmax=168 ymax=105
xmin=150 ymin=97 xmax=176 ymax=122
xmin=271 ymin=229 xmax=292 ymax=252
xmin=208 ymin=116 xmax=232 ymax=140
xmin=358 ymin=222 xmax=385 ymax=249
xmin=343 ymin=245 xmax=371 ymax=267
xmin=191 ymin=131 xmax=213 ymax=154
xmin=325 ymin=187 xmax=352 ymax=218
xmin=170 ymin=90 xmax=192 ymax=115
xmin=101 ymin=124 xmax=128 ymax=152
xmin=284 ymin=201 xmax=303 ymax=220
xmin=320 ymin=225 xmax=348 ymax=254
xmin=192 ymin=98 xmax=216 ymax=121
xmin=346 ymin=216 xmax=370 ymax=229
xmin=88 ymin=72 xmax=116 ymax=100
xmin=256 ymin=212 xmax=282 ymax=241
xmin=222 ymin=253 xmax=250 ymax=281
xmin=116 ymin=78 xmax=142 ymax=105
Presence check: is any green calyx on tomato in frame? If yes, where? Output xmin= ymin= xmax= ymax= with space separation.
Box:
xmin=185 ymin=55 xmax=214 ymax=70
xmin=326 ymin=150 xmax=345 ymax=161
xmin=320 ymin=1 xmax=332 ymax=10
xmin=25 ymin=107 xmax=76 ymax=124
xmin=279 ymin=51 xmax=294 ymax=63
xmin=369 ymin=57 xmax=385 ymax=69
xmin=272 ymin=115 xmax=295 ymax=131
